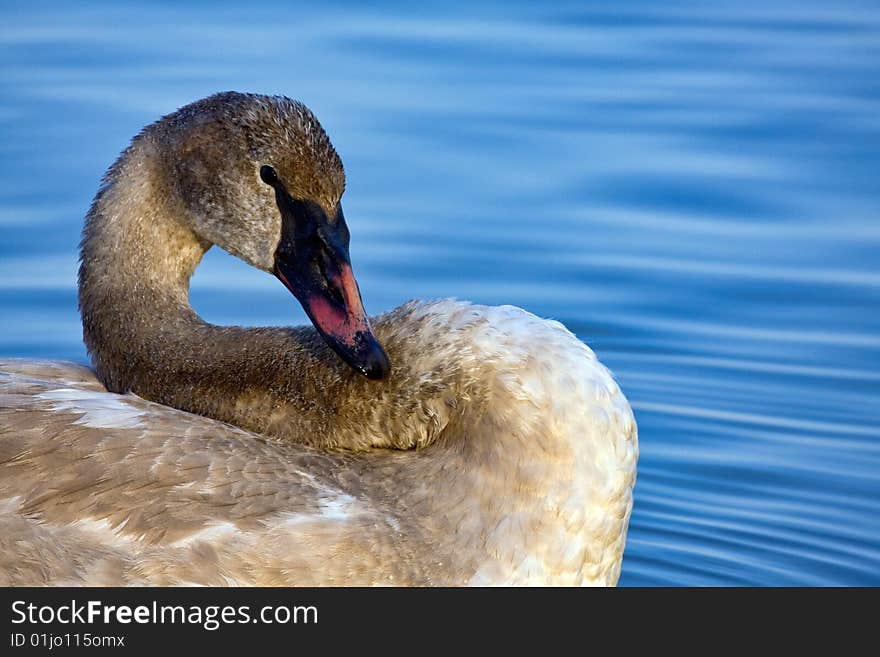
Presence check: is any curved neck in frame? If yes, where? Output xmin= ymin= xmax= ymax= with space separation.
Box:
xmin=79 ymin=142 xmax=318 ymax=446
xmin=79 ymin=138 xmax=207 ymax=389
xmin=78 ymin=139 xmax=456 ymax=451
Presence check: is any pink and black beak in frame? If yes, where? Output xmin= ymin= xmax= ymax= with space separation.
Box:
xmin=261 ymin=165 xmax=390 ymax=380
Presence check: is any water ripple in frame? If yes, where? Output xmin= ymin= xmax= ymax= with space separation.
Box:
xmin=1 ymin=0 xmax=878 ymax=585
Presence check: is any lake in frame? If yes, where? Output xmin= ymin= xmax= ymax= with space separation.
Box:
xmin=1 ymin=0 xmax=878 ymax=585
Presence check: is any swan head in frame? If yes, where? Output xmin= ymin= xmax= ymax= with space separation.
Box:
xmin=157 ymin=91 xmax=390 ymax=379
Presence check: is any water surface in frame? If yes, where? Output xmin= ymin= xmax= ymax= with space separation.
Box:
xmin=1 ymin=1 xmax=878 ymax=585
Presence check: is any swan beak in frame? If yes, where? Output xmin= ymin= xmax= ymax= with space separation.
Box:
xmin=272 ymin=198 xmax=390 ymax=380
xmin=277 ymin=259 xmax=390 ymax=380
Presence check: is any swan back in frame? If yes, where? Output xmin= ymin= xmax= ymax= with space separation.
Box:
xmin=0 ymin=300 xmax=637 ymax=586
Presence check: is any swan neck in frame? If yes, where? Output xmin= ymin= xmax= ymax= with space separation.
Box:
xmin=77 ymin=139 xmax=370 ymax=448
xmin=78 ymin=138 xmax=210 ymax=389
xmin=82 ymin=138 xmax=208 ymax=303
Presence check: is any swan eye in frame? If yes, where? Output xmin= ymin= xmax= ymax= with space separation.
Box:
xmin=260 ymin=165 xmax=278 ymax=186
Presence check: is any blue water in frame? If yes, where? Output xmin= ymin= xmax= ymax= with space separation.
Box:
xmin=1 ymin=1 xmax=879 ymax=586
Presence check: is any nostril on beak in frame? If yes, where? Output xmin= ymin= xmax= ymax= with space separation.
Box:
xmin=313 ymin=251 xmax=345 ymax=307
xmin=326 ymin=277 xmax=345 ymax=307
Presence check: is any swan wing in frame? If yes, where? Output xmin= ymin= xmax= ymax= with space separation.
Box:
xmin=0 ymin=360 xmax=406 ymax=585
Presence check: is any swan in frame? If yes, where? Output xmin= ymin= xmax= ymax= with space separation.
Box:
xmin=0 ymin=92 xmax=638 ymax=586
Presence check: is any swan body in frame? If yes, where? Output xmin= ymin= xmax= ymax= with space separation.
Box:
xmin=0 ymin=92 xmax=637 ymax=586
